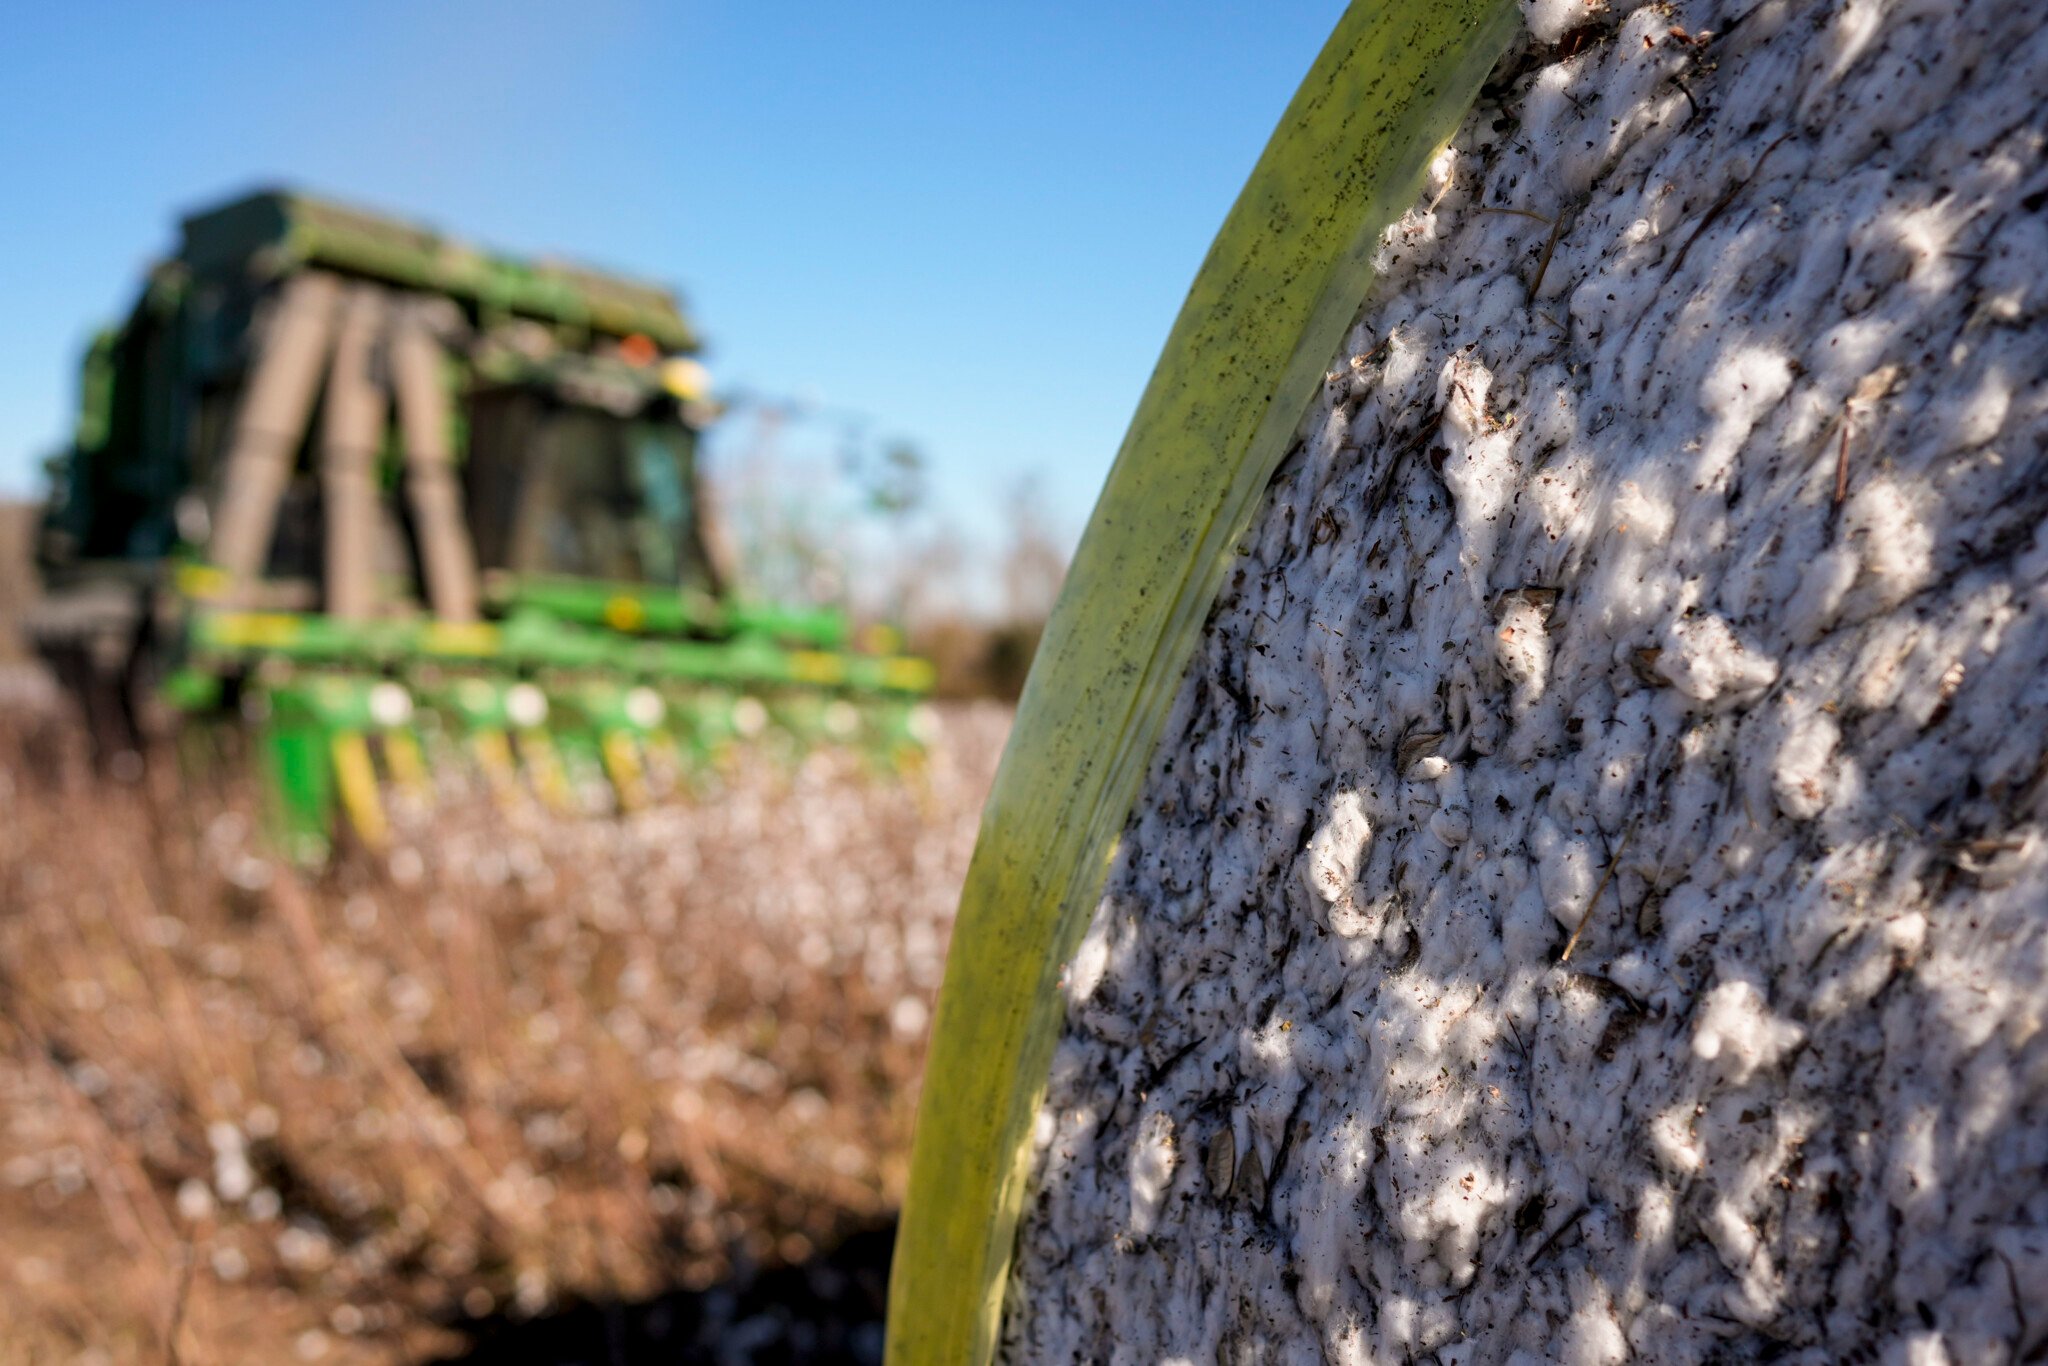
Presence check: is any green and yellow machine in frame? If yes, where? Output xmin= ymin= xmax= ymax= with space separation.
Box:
xmin=32 ymin=189 xmax=934 ymax=859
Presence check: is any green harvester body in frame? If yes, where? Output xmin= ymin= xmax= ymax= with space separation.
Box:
xmin=33 ymin=189 xmax=933 ymax=859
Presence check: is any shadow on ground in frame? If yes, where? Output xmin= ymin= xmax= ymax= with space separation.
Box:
xmin=435 ymin=1221 xmax=895 ymax=1365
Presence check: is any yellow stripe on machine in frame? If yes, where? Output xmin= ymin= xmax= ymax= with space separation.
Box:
xmin=882 ymin=3 xmax=1520 ymax=1361
xmin=330 ymin=731 xmax=389 ymax=850
xmin=599 ymin=731 xmax=649 ymax=811
xmin=420 ymin=621 xmax=502 ymax=656
xmin=788 ymin=650 xmax=846 ymax=685
xmin=516 ymin=728 xmax=576 ymax=813
xmin=207 ymin=611 xmax=304 ymax=649
xmin=468 ymin=729 xmax=521 ymax=807
xmin=880 ymin=657 xmax=937 ymax=693
xmin=175 ymin=562 xmax=234 ymax=601
xmin=381 ymin=730 xmax=433 ymax=801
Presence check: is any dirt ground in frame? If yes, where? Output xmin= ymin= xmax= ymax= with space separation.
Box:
xmin=0 ymin=701 xmax=1007 ymax=1364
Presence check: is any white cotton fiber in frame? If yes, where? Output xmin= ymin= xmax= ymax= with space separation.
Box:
xmin=1002 ymin=0 xmax=2048 ymax=1359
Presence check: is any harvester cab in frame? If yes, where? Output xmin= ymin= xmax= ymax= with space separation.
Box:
xmin=32 ymin=189 xmax=935 ymax=860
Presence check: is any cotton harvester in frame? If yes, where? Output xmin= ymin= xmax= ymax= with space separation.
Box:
xmin=29 ymin=189 xmax=935 ymax=860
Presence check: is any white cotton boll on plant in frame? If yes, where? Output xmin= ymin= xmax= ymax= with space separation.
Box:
xmin=214 ymin=1153 xmax=255 ymax=1204
xmin=177 ymin=1178 xmax=215 ymax=1222
xmin=889 ymin=995 xmax=929 ymax=1041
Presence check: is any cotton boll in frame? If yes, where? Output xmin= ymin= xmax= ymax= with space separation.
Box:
xmin=1649 ymin=1104 xmax=1705 ymax=1176
xmin=1654 ymin=612 xmax=1779 ymax=706
xmin=1782 ymin=544 xmax=1860 ymax=645
xmin=1532 ymin=817 xmax=1597 ymax=932
xmin=1408 ymin=754 xmax=1451 ymax=782
xmin=1609 ymin=478 xmax=1676 ymax=546
xmin=1430 ymin=808 xmax=1473 ymax=847
xmin=1811 ymin=315 xmax=1905 ymax=388
xmin=1504 ymin=880 xmax=1559 ymax=963
xmin=1815 ymin=0 xmax=1885 ymax=84
xmin=1704 ymin=1198 xmax=1783 ymax=1324
xmin=176 ymin=1178 xmax=215 ymax=1222
xmin=1692 ymin=981 xmax=1803 ymax=1086
xmin=2010 ymin=542 xmax=2048 ymax=639
xmin=1423 ymin=1157 xmax=1510 ymax=1286
xmin=1439 ymin=358 xmax=1495 ymax=440
xmin=1558 ymin=1271 xmax=1630 ymax=1365
xmin=1978 ymin=211 xmax=2048 ymax=323
xmin=1844 ymin=617 xmax=1922 ymax=713
xmin=1128 ymin=1111 xmax=1178 ymax=1237
xmin=1322 ymin=1322 xmax=1374 ymax=1366
xmin=1304 ymin=791 xmax=1373 ymax=905
xmin=1895 ymin=1332 xmax=1956 ymax=1366
xmin=1520 ymin=0 xmax=1596 ymax=46
xmin=214 ymin=1155 xmax=255 ymax=1204
xmin=1422 ymin=143 xmax=1459 ymax=213
xmin=1327 ymin=890 xmax=1380 ymax=941
xmin=1064 ymin=899 xmax=1116 ymax=1006
xmin=1700 ymin=347 xmax=1795 ymax=425
xmin=1292 ymin=1117 xmax=1378 ymax=1320
xmin=1770 ymin=706 xmax=1840 ymax=821
xmin=1696 ymin=346 xmax=1795 ymax=487
xmin=1496 ymin=599 xmax=1553 ymax=708
xmin=1841 ymin=477 xmax=1936 ymax=612
xmin=208 ymin=1121 xmax=256 ymax=1203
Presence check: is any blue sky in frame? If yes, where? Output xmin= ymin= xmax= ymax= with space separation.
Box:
xmin=0 ymin=1 xmax=1343 ymax=560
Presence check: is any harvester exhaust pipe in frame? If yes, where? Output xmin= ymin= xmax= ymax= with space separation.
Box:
xmin=208 ymin=271 xmax=343 ymax=596
xmin=390 ymin=303 xmax=480 ymax=623
xmin=319 ymin=286 xmax=388 ymax=621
